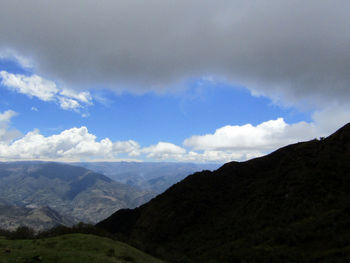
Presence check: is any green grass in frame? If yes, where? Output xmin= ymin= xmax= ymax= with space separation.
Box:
xmin=0 ymin=234 xmax=168 ymax=263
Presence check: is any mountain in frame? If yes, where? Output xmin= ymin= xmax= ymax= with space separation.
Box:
xmin=97 ymin=123 xmax=350 ymax=263
xmin=0 ymin=162 xmax=154 ymax=225
xmin=0 ymin=205 xmax=75 ymax=231
xmin=74 ymin=162 xmax=220 ymax=193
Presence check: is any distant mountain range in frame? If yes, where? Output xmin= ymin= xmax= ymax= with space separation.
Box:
xmin=74 ymin=162 xmax=220 ymax=193
xmin=0 ymin=162 xmax=154 ymax=227
xmin=98 ymin=123 xmax=350 ymax=263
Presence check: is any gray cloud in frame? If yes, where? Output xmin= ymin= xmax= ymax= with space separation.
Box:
xmin=1 ymin=0 xmax=349 ymax=106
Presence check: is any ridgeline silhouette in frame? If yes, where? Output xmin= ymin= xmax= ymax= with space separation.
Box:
xmin=98 ymin=123 xmax=350 ymax=263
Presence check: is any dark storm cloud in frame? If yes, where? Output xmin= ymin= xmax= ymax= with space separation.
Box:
xmin=0 ymin=0 xmax=349 ymax=105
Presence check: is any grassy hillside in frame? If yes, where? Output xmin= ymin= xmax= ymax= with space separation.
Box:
xmin=0 ymin=233 xmax=168 ymax=263
xmin=97 ymin=123 xmax=350 ymax=263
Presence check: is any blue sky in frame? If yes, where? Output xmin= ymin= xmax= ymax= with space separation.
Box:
xmin=0 ymin=60 xmax=311 ymax=144
xmin=0 ymin=1 xmax=349 ymax=163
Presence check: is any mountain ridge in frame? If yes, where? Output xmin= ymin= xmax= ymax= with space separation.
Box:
xmin=74 ymin=162 xmax=220 ymax=194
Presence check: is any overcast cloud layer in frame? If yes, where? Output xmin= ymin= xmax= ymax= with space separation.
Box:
xmin=1 ymin=0 xmax=350 ymax=106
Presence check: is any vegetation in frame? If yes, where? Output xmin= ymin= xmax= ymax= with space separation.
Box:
xmin=0 ymin=233 xmax=168 ymax=263
xmin=97 ymin=123 xmax=350 ymax=263
xmin=0 ymin=223 xmax=112 ymax=240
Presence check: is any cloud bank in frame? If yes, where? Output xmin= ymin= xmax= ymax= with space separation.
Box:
xmin=0 ymin=0 xmax=349 ymax=106
xmin=1 ymin=108 xmax=348 ymax=163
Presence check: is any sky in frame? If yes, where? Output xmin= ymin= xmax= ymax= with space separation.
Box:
xmin=0 ymin=0 xmax=349 ymax=163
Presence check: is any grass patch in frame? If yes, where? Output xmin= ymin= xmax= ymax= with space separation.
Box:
xmin=0 ymin=233 xmax=168 ymax=263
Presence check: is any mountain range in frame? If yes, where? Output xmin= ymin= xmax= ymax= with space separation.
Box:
xmin=98 ymin=123 xmax=350 ymax=263
xmin=74 ymin=162 xmax=220 ymax=193
xmin=0 ymin=162 xmax=153 ymax=226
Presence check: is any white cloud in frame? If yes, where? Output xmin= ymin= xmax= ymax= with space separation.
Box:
xmin=142 ymin=142 xmax=186 ymax=160
xmin=0 ymin=126 xmax=141 ymax=161
xmin=0 ymin=71 xmax=93 ymax=112
xmin=113 ymin=140 xmax=140 ymax=156
xmin=184 ymin=118 xmax=317 ymax=152
xmin=180 ymin=114 xmax=348 ymax=163
xmin=58 ymin=97 xmax=81 ymax=110
xmin=0 ymin=107 xmax=348 ymax=163
xmin=0 ymin=71 xmax=59 ymax=101
xmin=59 ymin=88 xmax=92 ymax=104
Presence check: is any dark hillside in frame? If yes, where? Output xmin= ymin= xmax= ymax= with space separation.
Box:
xmin=98 ymin=123 xmax=350 ymax=263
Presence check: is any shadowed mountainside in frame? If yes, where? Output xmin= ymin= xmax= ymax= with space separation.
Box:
xmin=0 ymin=162 xmax=154 ymax=225
xmin=98 ymin=123 xmax=350 ymax=263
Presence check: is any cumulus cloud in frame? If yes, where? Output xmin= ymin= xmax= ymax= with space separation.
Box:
xmin=184 ymin=118 xmax=319 ymax=152
xmin=0 ymin=71 xmax=92 ymax=111
xmin=113 ymin=140 xmax=140 ymax=157
xmin=180 ymin=105 xmax=350 ymax=163
xmin=182 ymin=117 xmax=327 ymax=162
xmin=58 ymin=97 xmax=81 ymax=110
xmin=142 ymin=142 xmax=186 ymax=160
xmin=0 ymin=126 xmax=141 ymax=161
xmin=0 ymin=108 xmax=347 ymax=163
xmin=0 ymin=0 xmax=349 ymax=107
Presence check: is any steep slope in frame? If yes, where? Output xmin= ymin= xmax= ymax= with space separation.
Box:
xmin=0 ymin=162 xmax=154 ymax=224
xmin=74 ymin=162 xmax=220 ymax=193
xmin=0 ymin=205 xmax=75 ymax=231
xmin=98 ymin=123 xmax=350 ymax=263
